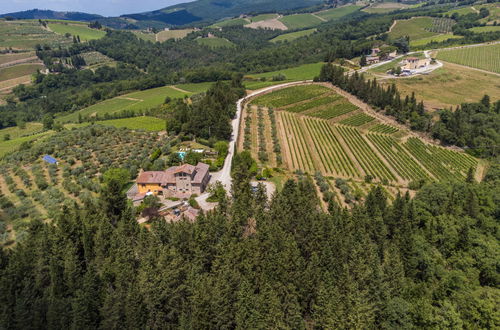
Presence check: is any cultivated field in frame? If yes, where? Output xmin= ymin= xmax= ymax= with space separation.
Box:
xmin=316 ymin=5 xmax=362 ymax=20
xmin=410 ymin=34 xmax=463 ymax=47
xmin=435 ymin=43 xmax=500 ymax=74
xmin=157 ymin=29 xmax=194 ymax=42
xmin=0 ymin=64 xmax=43 ymax=82
xmin=468 ymin=26 xmax=500 ymax=33
xmin=48 ymin=23 xmax=106 ymax=41
xmin=249 ymin=84 xmax=479 ymax=187
xmin=270 ymin=29 xmax=317 ymax=43
xmin=363 ymin=2 xmax=409 ymax=14
xmin=0 ymin=52 xmax=35 ymax=65
xmin=0 ymin=126 xmax=170 ymax=244
xmin=0 ymin=20 xmax=69 ymax=49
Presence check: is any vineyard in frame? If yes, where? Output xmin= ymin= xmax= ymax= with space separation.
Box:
xmin=403 ymin=138 xmax=477 ymax=181
xmin=251 ymin=84 xmax=480 ymax=186
xmin=367 ymin=134 xmax=430 ymax=182
xmin=436 ymin=43 xmax=500 ymax=74
xmin=251 ymin=85 xmax=330 ymax=108
xmin=369 ymin=124 xmax=399 ymax=134
xmin=339 ymin=113 xmax=375 ymax=126
xmin=307 ymin=101 xmax=358 ymax=119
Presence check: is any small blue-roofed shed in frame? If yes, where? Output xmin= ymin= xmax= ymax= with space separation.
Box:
xmin=43 ymin=155 xmax=58 ymax=165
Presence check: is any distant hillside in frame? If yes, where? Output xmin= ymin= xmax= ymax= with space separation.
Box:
xmin=0 ymin=9 xmax=102 ymax=21
xmin=121 ymin=0 xmax=325 ymax=26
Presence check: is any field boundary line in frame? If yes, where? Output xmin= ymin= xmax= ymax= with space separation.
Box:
xmin=330 ymin=125 xmax=366 ymax=178
xmin=438 ymin=60 xmax=500 ymax=77
xmin=312 ymin=13 xmax=327 ymax=22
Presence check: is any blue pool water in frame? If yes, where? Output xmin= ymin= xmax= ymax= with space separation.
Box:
xmin=177 ymin=151 xmax=186 ymax=160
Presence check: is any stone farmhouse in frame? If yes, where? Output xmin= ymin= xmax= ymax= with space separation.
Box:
xmin=136 ymin=162 xmax=210 ymax=198
xmin=402 ymin=57 xmax=431 ymax=71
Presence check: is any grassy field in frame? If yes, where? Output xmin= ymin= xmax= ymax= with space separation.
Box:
xmin=436 ymin=43 xmax=500 ymax=73
xmin=251 ymin=14 xmax=279 ymax=22
xmin=0 ymin=52 xmax=35 ymax=65
xmin=132 ymin=31 xmax=156 ymax=42
xmin=316 ymin=5 xmax=362 ymax=20
xmin=246 ymin=62 xmax=325 ymax=82
xmin=210 ymin=18 xmax=249 ymax=28
xmin=389 ymin=17 xmax=437 ymax=41
xmin=0 ymin=64 xmax=43 ymax=82
xmin=279 ymin=14 xmax=324 ymax=29
xmin=0 ymin=123 xmax=43 ymax=140
xmin=380 ymin=62 xmax=500 ymax=110
xmin=410 ymin=34 xmax=463 ymax=47
xmin=468 ymin=26 xmax=500 ymax=33
xmin=48 ymin=23 xmax=106 ymax=41
xmin=157 ymin=29 xmax=194 ymax=42
xmin=195 ymin=37 xmax=235 ymax=48
xmin=68 ymin=116 xmax=165 ymax=131
xmin=363 ymin=3 xmax=409 ymax=14
xmin=175 ymin=82 xmax=213 ymax=93
xmin=57 ymin=85 xmax=191 ymax=123
xmin=0 ymin=20 xmax=69 ymax=49
xmin=444 ymin=6 xmax=475 ymax=16
xmin=270 ymin=29 xmax=317 ymax=43
xmin=0 ymin=131 xmax=53 ymax=158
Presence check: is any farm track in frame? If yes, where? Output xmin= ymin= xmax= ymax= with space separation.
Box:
xmin=0 ymin=56 xmax=40 ymax=69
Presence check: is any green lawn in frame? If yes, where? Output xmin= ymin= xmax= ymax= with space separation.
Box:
xmin=410 ymin=34 xmax=463 ymax=47
xmin=195 ymin=37 xmax=235 ymax=48
xmin=279 ymin=14 xmax=324 ymax=29
xmin=244 ymin=80 xmax=288 ymax=90
xmin=246 ymin=62 xmax=325 ymax=82
xmin=270 ymin=29 xmax=317 ymax=43
xmin=57 ymin=86 xmax=192 ymax=123
xmin=48 ymin=23 xmax=106 ymax=41
xmin=316 ymin=5 xmax=362 ymax=21
xmin=389 ymin=17 xmax=437 ymax=41
xmin=0 ymin=64 xmax=43 ymax=81
xmin=468 ymin=26 xmax=500 ymax=33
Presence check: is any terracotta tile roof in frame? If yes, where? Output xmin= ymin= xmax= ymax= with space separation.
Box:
xmin=192 ymin=162 xmax=209 ymax=184
xmin=137 ymin=171 xmax=168 ymax=184
xmin=173 ymin=164 xmax=196 ymax=174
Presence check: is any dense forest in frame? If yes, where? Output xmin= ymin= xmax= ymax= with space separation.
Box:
xmin=318 ymin=63 xmax=500 ymax=158
xmin=1 ymin=152 xmax=499 ymax=328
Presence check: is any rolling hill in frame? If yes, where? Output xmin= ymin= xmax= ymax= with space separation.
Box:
xmin=121 ymin=0 xmax=325 ymax=26
xmin=0 ymin=9 xmax=102 ymax=21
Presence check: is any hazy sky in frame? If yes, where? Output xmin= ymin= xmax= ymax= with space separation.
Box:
xmin=1 ymin=0 xmax=193 ymax=16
